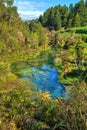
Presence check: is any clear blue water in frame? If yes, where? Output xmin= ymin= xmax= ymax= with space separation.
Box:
xmin=22 ymin=64 xmax=65 ymax=98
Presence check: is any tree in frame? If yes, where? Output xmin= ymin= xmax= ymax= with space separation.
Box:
xmin=39 ymin=15 xmax=43 ymax=25
xmin=59 ymin=5 xmax=68 ymax=27
xmin=42 ymin=8 xmax=51 ymax=27
xmin=4 ymin=0 xmax=14 ymax=7
xmin=67 ymin=4 xmax=74 ymax=27
xmin=54 ymin=10 xmax=61 ymax=30
xmin=48 ymin=8 xmax=55 ymax=29
xmin=74 ymin=0 xmax=86 ymax=26
xmin=73 ymin=13 xmax=81 ymax=27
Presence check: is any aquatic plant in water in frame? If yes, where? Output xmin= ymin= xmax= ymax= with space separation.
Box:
xmin=22 ymin=64 xmax=65 ymax=98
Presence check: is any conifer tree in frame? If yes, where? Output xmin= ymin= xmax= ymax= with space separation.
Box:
xmin=54 ymin=10 xmax=61 ymax=30
xmin=73 ymin=13 xmax=81 ymax=27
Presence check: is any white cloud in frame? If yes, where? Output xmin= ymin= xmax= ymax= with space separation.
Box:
xmin=14 ymin=0 xmax=48 ymax=20
xmin=18 ymin=10 xmax=43 ymax=20
xmin=17 ymin=1 xmax=35 ymax=11
xmin=18 ymin=1 xmax=47 ymax=10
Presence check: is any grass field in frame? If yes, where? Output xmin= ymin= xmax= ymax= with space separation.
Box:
xmin=59 ymin=26 xmax=87 ymax=34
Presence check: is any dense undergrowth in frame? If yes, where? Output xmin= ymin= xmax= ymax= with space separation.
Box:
xmin=0 ymin=1 xmax=87 ymax=130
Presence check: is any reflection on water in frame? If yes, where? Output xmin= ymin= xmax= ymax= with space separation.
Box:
xmin=22 ymin=64 xmax=65 ymax=98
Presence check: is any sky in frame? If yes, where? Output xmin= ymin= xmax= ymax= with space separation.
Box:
xmin=14 ymin=0 xmax=80 ymax=20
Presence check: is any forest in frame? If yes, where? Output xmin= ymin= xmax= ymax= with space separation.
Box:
xmin=39 ymin=0 xmax=87 ymax=30
xmin=0 ymin=0 xmax=87 ymax=130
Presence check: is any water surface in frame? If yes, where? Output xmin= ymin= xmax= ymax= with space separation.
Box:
xmin=22 ymin=64 xmax=65 ymax=98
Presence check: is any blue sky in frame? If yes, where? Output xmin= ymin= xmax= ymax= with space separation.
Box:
xmin=14 ymin=0 xmax=80 ymax=20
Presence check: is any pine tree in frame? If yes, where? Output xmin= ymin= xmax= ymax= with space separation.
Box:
xmin=67 ymin=4 xmax=74 ymax=27
xmin=73 ymin=13 xmax=81 ymax=27
xmin=39 ymin=15 xmax=43 ymax=25
xmin=48 ymin=8 xmax=55 ymax=28
xmin=54 ymin=10 xmax=61 ymax=30
xmin=59 ymin=5 xmax=68 ymax=27
xmin=74 ymin=0 xmax=86 ymax=26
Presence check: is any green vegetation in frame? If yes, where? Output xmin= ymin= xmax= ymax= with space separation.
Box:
xmin=0 ymin=0 xmax=87 ymax=130
xmin=39 ymin=0 xmax=87 ymax=30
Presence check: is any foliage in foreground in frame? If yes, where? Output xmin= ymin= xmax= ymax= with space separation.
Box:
xmin=0 ymin=74 xmax=87 ymax=130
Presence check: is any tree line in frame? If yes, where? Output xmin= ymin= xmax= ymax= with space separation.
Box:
xmin=38 ymin=0 xmax=87 ymax=30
